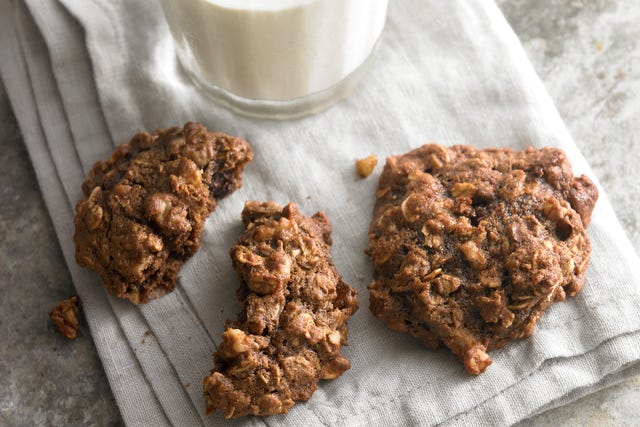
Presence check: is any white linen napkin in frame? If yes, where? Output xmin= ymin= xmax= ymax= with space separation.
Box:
xmin=2 ymin=0 xmax=640 ymax=425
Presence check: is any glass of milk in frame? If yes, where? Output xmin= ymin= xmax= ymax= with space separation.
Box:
xmin=158 ymin=0 xmax=389 ymax=119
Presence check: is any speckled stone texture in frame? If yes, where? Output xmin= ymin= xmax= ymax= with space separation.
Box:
xmin=0 ymin=83 xmax=123 ymax=426
xmin=1 ymin=0 xmax=638 ymax=425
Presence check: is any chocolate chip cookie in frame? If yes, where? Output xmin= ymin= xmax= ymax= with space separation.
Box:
xmin=74 ymin=122 xmax=253 ymax=304
xmin=368 ymin=145 xmax=598 ymax=374
xmin=204 ymin=201 xmax=359 ymax=418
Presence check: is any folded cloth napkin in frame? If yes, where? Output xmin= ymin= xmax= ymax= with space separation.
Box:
xmin=2 ymin=0 xmax=640 ymax=425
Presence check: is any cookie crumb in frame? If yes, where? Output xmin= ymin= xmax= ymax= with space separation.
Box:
xmin=49 ymin=296 xmax=80 ymax=340
xmin=355 ymin=155 xmax=378 ymax=178
xmin=595 ymin=41 xmax=604 ymax=53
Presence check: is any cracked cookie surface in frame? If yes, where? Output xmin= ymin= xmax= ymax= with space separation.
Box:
xmin=368 ymin=145 xmax=598 ymax=374
xmin=204 ymin=201 xmax=359 ymax=418
xmin=73 ymin=122 xmax=253 ymax=304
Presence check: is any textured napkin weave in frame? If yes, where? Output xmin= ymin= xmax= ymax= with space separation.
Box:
xmin=2 ymin=0 xmax=640 ymax=425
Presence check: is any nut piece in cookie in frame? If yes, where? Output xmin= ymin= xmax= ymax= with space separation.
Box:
xmin=368 ymin=145 xmax=598 ymax=374
xmin=49 ymin=296 xmax=80 ymax=339
xmin=74 ymin=122 xmax=253 ymax=304
xmin=203 ymin=201 xmax=359 ymax=418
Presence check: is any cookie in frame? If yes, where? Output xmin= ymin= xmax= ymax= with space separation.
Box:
xmin=204 ymin=201 xmax=359 ymax=418
xmin=368 ymin=145 xmax=598 ymax=374
xmin=74 ymin=122 xmax=253 ymax=304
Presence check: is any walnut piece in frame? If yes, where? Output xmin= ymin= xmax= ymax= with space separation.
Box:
xmin=355 ymin=155 xmax=378 ymax=178
xmin=49 ymin=296 xmax=80 ymax=340
xmin=204 ymin=201 xmax=359 ymax=418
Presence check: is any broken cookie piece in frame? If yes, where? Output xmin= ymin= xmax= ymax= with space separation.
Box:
xmin=204 ymin=201 xmax=359 ymax=418
xmin=74 ymin=122 xmax=253 ymax=304
xmin=368 ymin=145 xmax=598 ymax=374
xmin=49 ymin=296 xmax=80 ymax=339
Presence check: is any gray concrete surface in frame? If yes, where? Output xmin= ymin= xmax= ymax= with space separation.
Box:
xmin=1 ymin=0 xmax=638 ymax=425
xmin=0 ymin=81 xmax=123 ymax=426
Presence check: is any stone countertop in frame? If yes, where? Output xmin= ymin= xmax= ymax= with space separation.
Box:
xmin=1 ymin=0 xmax=638 ymax=425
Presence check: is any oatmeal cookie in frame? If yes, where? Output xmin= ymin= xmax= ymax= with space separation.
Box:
xmin=74 ymin=122 xmax=253 ymax=304
xmin=368 ymin=145 xmax=598 ymax=374
xmin=203 ymin=201 xmax=359 ymax=418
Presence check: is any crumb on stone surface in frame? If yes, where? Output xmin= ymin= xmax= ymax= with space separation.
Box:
xmin=49 ymin=296 xmax=80 ymax=340
xmin=356 ymin=155 xmax=378 ymax=178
